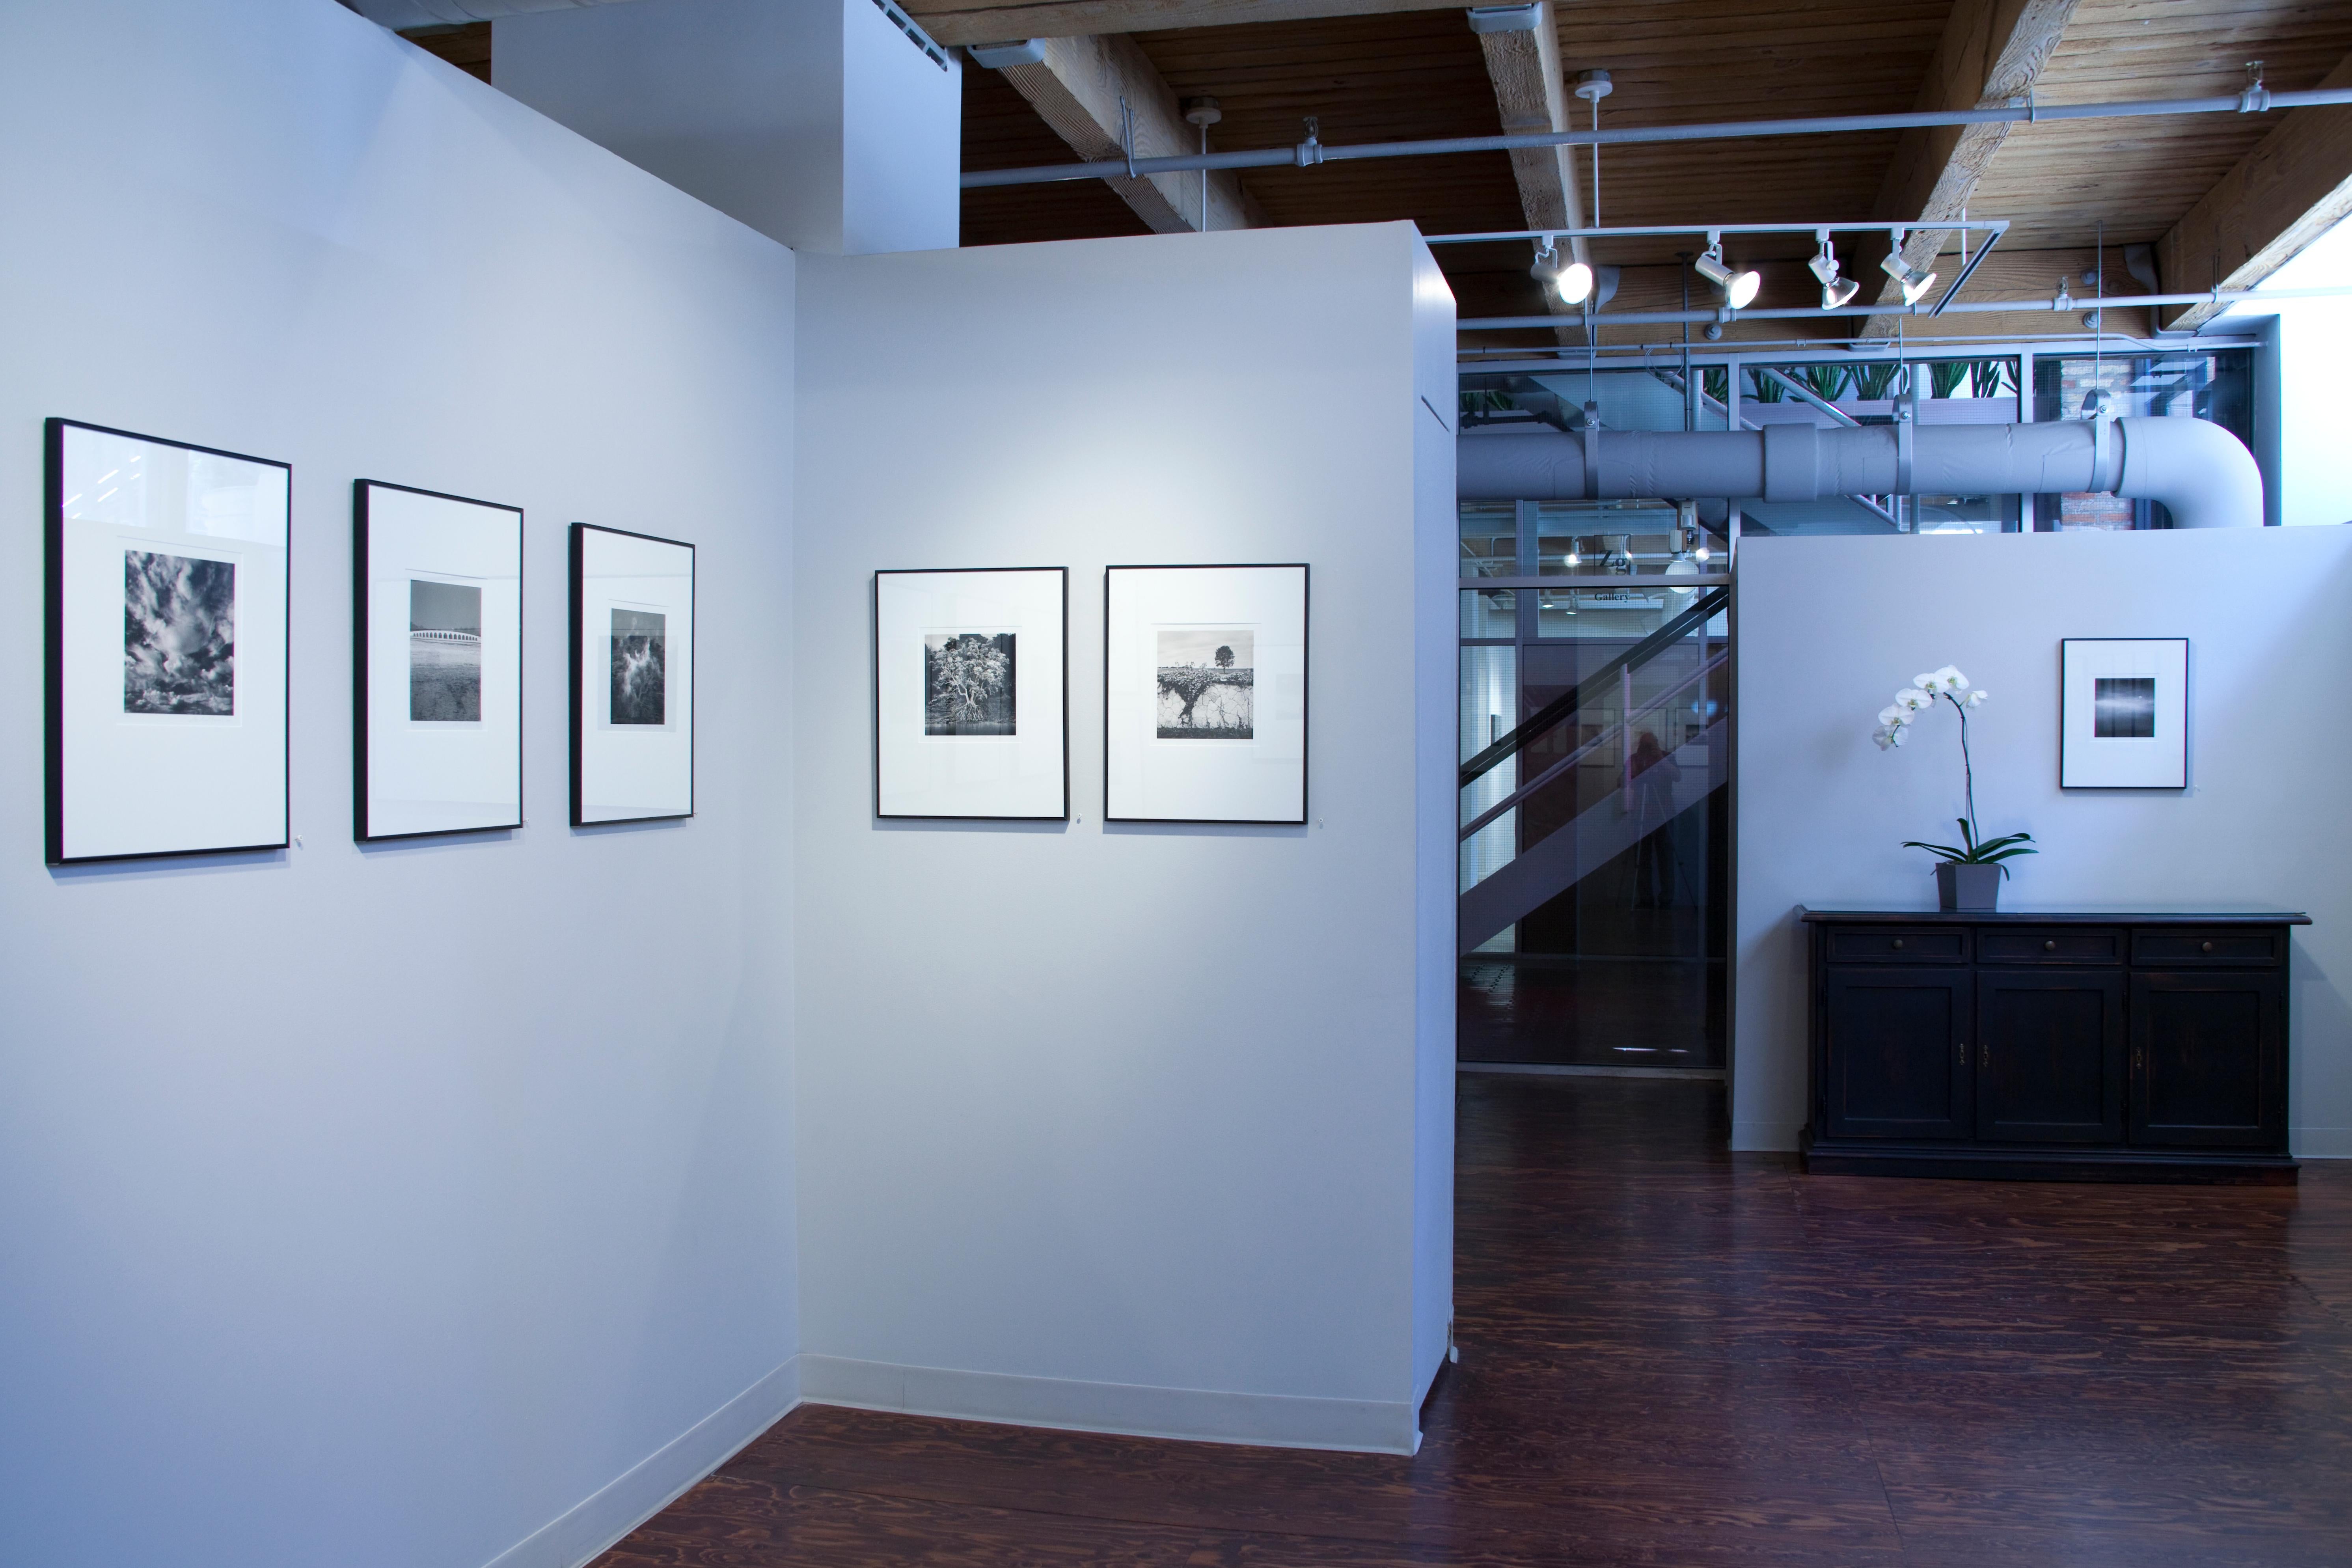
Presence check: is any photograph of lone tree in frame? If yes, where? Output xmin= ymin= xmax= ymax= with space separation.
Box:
xmin=610 ymin=607 xmax=667 ymax=726
xmin=1156 ymin=627 xmax=1253 ymax=740
xmin=924 ymin=631 xmax=1016 ymax=736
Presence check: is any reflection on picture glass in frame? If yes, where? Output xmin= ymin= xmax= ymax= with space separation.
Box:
xmin=1156 ymin=627 xmax=1254 ymax=740
xmin=409 ymin=579 xmax=483 ymax=722
xmin=2093 ymin=676 xmax=2155 ymax=739
xmin=924 ymin=632 xmax=1016 ymax=736
xmin=611 ymin=608 xmax=667 ymax=725
xmin=123 ymin=548 xmax=235 ymax=716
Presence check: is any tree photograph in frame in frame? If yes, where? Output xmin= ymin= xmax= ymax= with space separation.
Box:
xmin=570 ymin=523 xmax=695 ymax=825
xmin=354 ymin=479 xmax=524 ymax=841
xmin=2060 ymin=638 xmax=2188 ymax=789
xmin=46 ymin=418 xmax=290 ymax=864
xmin=1105 ymin=564 xmax=1307 ymax=825
xmin=874 ymin=568 xmax=1066 ymax=820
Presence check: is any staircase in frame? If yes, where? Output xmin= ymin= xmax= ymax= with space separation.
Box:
xmin=1459 ymin=586 xmax=1728 ymax=955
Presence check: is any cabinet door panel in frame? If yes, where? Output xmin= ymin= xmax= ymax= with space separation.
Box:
xmin=2130 ymin=972 xmax=2286 ymax=1149
xmin=1821 ymin=969 xmax=1971 ymax=1140
xmin=1976 ymin=969 xmax=2125 ymax=1143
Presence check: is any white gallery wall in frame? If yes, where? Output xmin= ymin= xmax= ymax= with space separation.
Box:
xmin=0 ymin=5 xmax=800 ymax=1566
xmin=793 ymin=225 xmax=1457 ymax=1453
xmin=1734 ymin=528 xmax=2352 ymax=1157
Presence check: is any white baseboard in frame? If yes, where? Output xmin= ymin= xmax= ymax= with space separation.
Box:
xmin=1730 ymin=1119 xmax=1801 ymax=1152
xmin=2294 ymin=1126 xmax=2352 ymax=1159
xmin=480 ymin=1355 xmax=801 ymax=1568
xmin=797 ymin=1354 xmax=1417 ymax=1455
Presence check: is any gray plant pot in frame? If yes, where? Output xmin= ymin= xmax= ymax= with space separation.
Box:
xmin=1936 ymin=862 xmax=2001 ymax=912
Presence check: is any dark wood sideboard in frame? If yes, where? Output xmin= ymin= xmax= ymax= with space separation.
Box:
xmin=1798 ymin=909 xmax=2309 ymax=1184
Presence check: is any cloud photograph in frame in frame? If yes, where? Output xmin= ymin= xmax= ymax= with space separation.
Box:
xmin=610 ymin=607 xmax=667 ymax=726
xmin=123 ymin=548 xmax=235 ymax=716
xmin=1155 ymin=626 xmax=1254 ymax=740
xmin=408 ymin=578 xmax=482 ymax=723
xmin=924 ymin=630 xmax=1017 ymax=736
xmin=2093 ymin=676 xmax=2154 ymax=739
xmin=48 ymin=418 xmax=289 ymax=864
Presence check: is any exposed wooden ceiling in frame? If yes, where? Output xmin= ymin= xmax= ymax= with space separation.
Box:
xmin=406 ymin=0 xmax=2352 ymax=353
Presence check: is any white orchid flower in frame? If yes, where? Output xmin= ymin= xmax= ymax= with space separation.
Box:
xmin=1877 ymin=703 xmax=1907 ymax=727
xmin=1894 ymin=687 xmax=1933 ymax=713
xmin=1872 ymin=726 xmax=1896 ymax=751
xmin=1936 ymin=665 xmax=1969 ymax=691
xmin=1964 ymin=688 xmax=1989 ymax=707
xmin=1913 ymin=671 xmax=1942 ymax=694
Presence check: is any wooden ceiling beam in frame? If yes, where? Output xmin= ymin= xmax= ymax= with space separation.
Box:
xmin=2156 ymin=50 xmax=2352 ymax=333
xmin=1857 ymin=0 xmax=2084 ymax=338
xmin=1476 ymin=5 xmax=1589 ymax=341
xmin=906 ymin=0 xmax=1464 ymax=47
xmin=991 ymin=35 xmax=1264 ymax=232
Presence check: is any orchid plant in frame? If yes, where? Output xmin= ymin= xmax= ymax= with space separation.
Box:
xmin=1873 ymin=664 xmax=2038 ymax=876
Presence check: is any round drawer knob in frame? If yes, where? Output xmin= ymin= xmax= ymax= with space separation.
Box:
xmin=2202 ymin=941 xmax=2214 ymax=953
xmin=1892 ymin=938 xmax=1905 ymax=950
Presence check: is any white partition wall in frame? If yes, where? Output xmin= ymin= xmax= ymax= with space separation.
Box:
xmin=794 ymin=224 xmax=1457 ymax=1453
xmin=0 ymin=5 xmax=800 ymax=1566
xmin=1734 ymin=528 xmax=2352 ymax=1158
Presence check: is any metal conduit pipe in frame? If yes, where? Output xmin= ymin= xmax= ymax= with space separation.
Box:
xmin=1457 ymin=419 xmax=2263 ymax=528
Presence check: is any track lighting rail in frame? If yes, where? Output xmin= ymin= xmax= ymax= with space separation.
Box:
xmin=960 ymin=87 xmax=2352 ymax=190
xmin=1456 ymin=283 xmax=2352 ymax=332
xmin=1423 ymin=222 xmax=2010 ymax=244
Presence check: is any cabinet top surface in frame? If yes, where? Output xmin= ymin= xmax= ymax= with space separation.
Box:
xmin=1798 ymin=908 xmax=2311 ymax=926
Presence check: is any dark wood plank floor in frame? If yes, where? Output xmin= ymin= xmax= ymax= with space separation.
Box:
xmin=593 ymin=1074 xmax=2352 ymax=1567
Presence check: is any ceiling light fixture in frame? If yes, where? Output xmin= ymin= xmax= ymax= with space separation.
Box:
xmin=1880 ymin=229 xmax=1938 ymax=306
xmin=1808 ymin=230 xmax=1861 ymax=310
xmin=1530 ymin=238 xmax=1596 ymax=306
xmin=1692 ymin=234 xmax=1760 ymax=310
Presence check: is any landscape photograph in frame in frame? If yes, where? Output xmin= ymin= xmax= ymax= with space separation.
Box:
xmin=571 ymin=523 xmax=695 ymax=825
xmin=1105 ymin=563 xmax=1307 ymax=826
xmin=874 ymin=568 xmax=1066 ymax=820
xmin=355 ymin=479 xmax=524 ymax=841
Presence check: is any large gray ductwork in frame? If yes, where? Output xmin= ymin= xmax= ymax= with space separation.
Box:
xmin=1457 ymin=417 xmax=2263 ymax=529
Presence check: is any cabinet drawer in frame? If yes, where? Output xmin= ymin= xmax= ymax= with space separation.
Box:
xmin=2131 ymin=928 xmax=2282 ymax=968
xmin=1979 ymin=928 xmax=2125 ymax=965
xmin=1826 ymin=927 xmax=1968 ymax=964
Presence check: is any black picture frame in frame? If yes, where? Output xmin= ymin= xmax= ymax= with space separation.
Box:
xmin=569 ymin=522 xmax=696 ymax=826
xmin=353 ymin=479 xmax=526 ymax=842
xmin=1103 ymin=562 xmax=1310 ymax=827
xmin=45 ymin=417 xmax=292 ymax=865
xmin=872 ymin=566 xmax=1070 ymax=821
xmin=2059 ymin=637 xmax=2190 ymax=791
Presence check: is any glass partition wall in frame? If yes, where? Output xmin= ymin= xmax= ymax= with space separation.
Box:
xmin=1458 ymin=497 xmax=1730 ymax=1071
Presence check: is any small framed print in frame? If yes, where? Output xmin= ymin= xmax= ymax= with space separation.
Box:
xmin=570 ymin=523 xmax=694 ymax=824
xmin=873 ymin=567 xmax=1068 ymax=820
xmin=45 ymin=418 xmax=290 ymax=864
xmin=1105 ymin=563 xmax=1308 ymax=825
xmin=355 ymin=481 xmax=524 ymax=840
xmin=2061 ymin=638 xmax=2188 ymax=789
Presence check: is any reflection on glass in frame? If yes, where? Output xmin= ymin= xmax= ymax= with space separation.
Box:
xmin=1460 ymin=588 xmax=1516 ymax=639
xmin=1459 ymin=501 xmax=1516 ymax=578
xmin=2031 ymin=351 xmax=2251 ymax=531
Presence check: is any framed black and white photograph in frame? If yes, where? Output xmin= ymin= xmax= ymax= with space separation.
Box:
xmin=1105 ymin=564 xmax=1307 ymax=825
xmin=570 ymin=523 xmax=694 ymax=825
xmin=45 ymin=418 xmax=290 ymax=864
xmin=2061 ymin=637 xmax=2188 ymax=789
xmin=355 ymin=481 xmax=524 ymax=840
xmin=873 ymin=567 xmax=1067 ymax=820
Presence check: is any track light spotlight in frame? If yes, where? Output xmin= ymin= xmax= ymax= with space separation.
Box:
xmin=1692 ymin=239 xmax=1760 ymax=311
xmin=1530 ymin=239 xmax=1597 ymax=306
xmin=1808 ymin=232 xmax=1861 ymax=309
xmin=1880 ymin=231 xmax=1938 ymax=306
